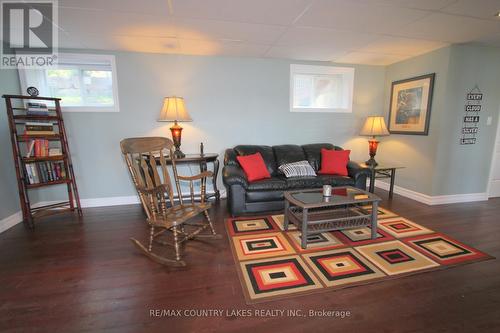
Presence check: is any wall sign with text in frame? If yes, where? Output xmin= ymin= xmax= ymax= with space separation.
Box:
xmin=460 ymin=87 xmax=482 ymax=145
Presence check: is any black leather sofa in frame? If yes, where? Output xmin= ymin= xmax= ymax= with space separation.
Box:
xmin=222 ymin=143 xmax=371 ymax=216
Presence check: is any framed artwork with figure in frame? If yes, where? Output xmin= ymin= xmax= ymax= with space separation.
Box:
xmin=388 ymin=73 xmax=435 ymax=135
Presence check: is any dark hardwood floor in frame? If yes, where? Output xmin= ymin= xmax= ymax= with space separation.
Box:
xmin=1 ymin=190 xmax=499 ymax=333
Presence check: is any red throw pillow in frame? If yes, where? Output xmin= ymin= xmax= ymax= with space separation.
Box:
xmin=318 ymin=149 xmax=350 ymax=176
xmin=236 ymin=152 xmax=271 ymax=182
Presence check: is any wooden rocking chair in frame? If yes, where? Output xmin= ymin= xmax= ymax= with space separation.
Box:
xmin=120 ymin=137 xmax=221 ymax=267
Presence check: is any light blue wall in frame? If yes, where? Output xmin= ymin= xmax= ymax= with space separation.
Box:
xmin=382 ymin=44 xmax=500 ymax=196
xmin=0 ymin=67 xmax=25 ymax=219
xmin=432 ymin=44 xmax=500 ymax=195
xmin=0 ymin=50 xmax=386 ymax=219
xmin=380 ymin=47 xmax=452 ymax=195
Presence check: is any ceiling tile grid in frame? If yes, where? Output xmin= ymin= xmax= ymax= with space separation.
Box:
xmin=44 ymin=0 xmax=500 ymax=65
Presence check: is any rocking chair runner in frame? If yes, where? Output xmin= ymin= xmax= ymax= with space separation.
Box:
xmin=120 ymin=137 xmax=221 ymax=267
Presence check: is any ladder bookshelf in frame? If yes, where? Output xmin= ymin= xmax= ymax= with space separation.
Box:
xmin=2 ymin=94 xmax=82 ymax=229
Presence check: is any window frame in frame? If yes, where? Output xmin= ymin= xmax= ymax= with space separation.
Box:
xmin=290 ymin=64 xmax=354 ymax=113
xmin=18 ymin=53 xmax=120 ymax=113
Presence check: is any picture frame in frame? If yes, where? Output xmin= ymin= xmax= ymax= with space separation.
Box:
xmin=388 ymin=73 xmax=435 ymax=135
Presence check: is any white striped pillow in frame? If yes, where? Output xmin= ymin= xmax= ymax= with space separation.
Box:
xmin=278 ymin=160 xmax=317 ymax=178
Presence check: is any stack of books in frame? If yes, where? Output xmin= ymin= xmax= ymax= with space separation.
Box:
xmin=24 ymin=121 xmax=55 ymax=135
xmin=26 ymin=102 xmax=49 ymax=116
xmin=24 ymin=161 xmax=67 ymax=184
xmin=25 ymin=139 xmax=52 ymax=157
xmin=25 ymin=140 xmax=63 ymax=158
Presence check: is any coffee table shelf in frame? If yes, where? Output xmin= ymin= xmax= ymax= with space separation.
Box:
xmin=284 ymin=186 xmax=381 ymax=249
xmin=288 ymin=206 xmax=371 ymax=233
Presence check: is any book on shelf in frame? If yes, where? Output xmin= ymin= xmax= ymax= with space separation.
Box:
xmin=25 ymin=121 xmax=54 ymax=127
xmin=24 ymin=121 xmax=55 ymax=135
xmin=41 ymin=162 xmax=48 ymax=182
xmin=24 ymin=161 xmax=67 ymax=185
xmin=46 ymin=162 xmax=53 ymax=181
xmin=49 ymin=148 xmax=62 ymax=156
xmin=26 ymin=102 xmax=50 ymax=116
xmin=31 ymin=164 xmax=40 ymax=183
xmin=26 ymin=110 xmax=50 ymax=116
xmin=25 ymin=140 xmax=36 ymax=157
xmin=34 ymin=139 xmax=49 ymax=157
xmin=25 ymin=131 xmax=55 ymax=135
xmin=25 ymin=164 xmax=34 ymax=184
xmin=27 ymin=102 xmax=48 ymax=109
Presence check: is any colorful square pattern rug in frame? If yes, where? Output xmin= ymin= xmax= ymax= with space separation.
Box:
xmin=226 ymin=207 xmax=494 ymax=304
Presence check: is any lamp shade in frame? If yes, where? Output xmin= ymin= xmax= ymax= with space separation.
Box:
xmin=158 ymin=96 xmax=192 ymax=122
xmin=360 ymin=116 xmax=390 ymax=137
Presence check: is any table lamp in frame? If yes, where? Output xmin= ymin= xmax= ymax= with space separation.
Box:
xmin=158 ymin=96 xmax=192 ymax=158
xmin=360 ymin=116 xmax=390 ymax=166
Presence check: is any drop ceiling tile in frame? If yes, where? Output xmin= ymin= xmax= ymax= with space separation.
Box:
xmin=296 ymin=0 xmax=429 ymax=34
xmin=170 ymin=0 xmax=313 ymax=25
xmin=113 ymin=36 xmax=180 ymax=54
xmin=441 ymin=0 xmax=500 ymax=20
xmin=178 ymin=39 xmax=269 ymax=57
xmin=357 ymin=36 xmax=448 ymax=55
xmin=334 ymin=51 xmax=410 ymax=65
xmin=395 ymin=12 xmax=500 ymax=43
xmin=275 ymin=27 xmax=379 ymax=50
xmin=58 ymin=30 xmax=88 ymax=49
xmin=265 ymin=44 xmax=348 ymax=62
xmin=357 ymin=0 xmax=456 ymax=10
xmin=172 ymin=18 xmax=286 ymax=44
xmin=176 ymin=39 xmax=224 ymax=56
xmin=58 ymin=7 xmax=177 ymax=37
xmin=61 ymin=32 xmax=181 ymax=54
xmin=58 ymin=0 xmax=170 ymax=16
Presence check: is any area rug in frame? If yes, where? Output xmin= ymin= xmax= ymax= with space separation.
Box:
xmin=226 ymin=207 xmax=494 ymax=304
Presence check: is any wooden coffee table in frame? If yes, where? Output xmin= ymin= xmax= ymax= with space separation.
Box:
xmin=284 ymin=186 xmax=382 ymax=249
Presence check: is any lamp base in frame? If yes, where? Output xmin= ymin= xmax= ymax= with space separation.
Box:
xmin=170 ymin=121 xmax=185 ymax=159
xmin=365 ymin=158 xmax=378 ymax=167
xmin=366 ymin=138 xmax=380 ymax=167
xmin=173 ymin=148 xmax=185 ymax=159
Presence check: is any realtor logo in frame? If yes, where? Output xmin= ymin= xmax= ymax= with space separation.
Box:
xmin=1 ymin=0 xmax=58 ymax=68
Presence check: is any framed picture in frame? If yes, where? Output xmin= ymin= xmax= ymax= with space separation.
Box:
xmin=388 ymin=73 xmax=435 ymax=135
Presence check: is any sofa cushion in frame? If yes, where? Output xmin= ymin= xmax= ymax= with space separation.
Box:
xmin=318 ymin=149 xmax=350 ymax=176
xmin=318 ymin=175 xmax=355 ymax=187
xmin=273 ymin=145 xmax=307 ymax=168
xmin=234 ymin=145 xmax=277 ymax=176
xmin=247 ymin=177 xmax=287 ymax=191
xmin=302 ymin=143 xmax=341 ymax=171
xmin=284 ymin=176 xmax=323 ymax=189
xmin=236 ymin=152 xmax=271 ymax=182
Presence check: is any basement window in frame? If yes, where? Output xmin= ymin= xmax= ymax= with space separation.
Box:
xmin=290 ymin=64 xmax=354 ymax=113
xmin=18 ymin=53 xmax=120 ymax=112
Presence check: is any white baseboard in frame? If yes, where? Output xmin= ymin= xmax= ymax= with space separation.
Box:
xmin=0 ymin=200 xmax=59 ymax=234
xmin=375 ymin=180 xmax=489 ymax=205
xmin=0 ymin=190 xmax=228 ymax=234
xmin=80 ymin=195 xmax=140 ymax=207
xmin=0 ymin=211 xmax=23 ymax=234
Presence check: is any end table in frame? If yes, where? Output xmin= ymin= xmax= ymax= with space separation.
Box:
xmin=361 ymin=163 xmax=405 ymax=199
xmin=155 ymin=153 xmax=221 ymax=201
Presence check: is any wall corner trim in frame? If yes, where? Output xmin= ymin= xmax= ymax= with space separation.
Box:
xmin=375 ymin=180 xmax=489 ymax=205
